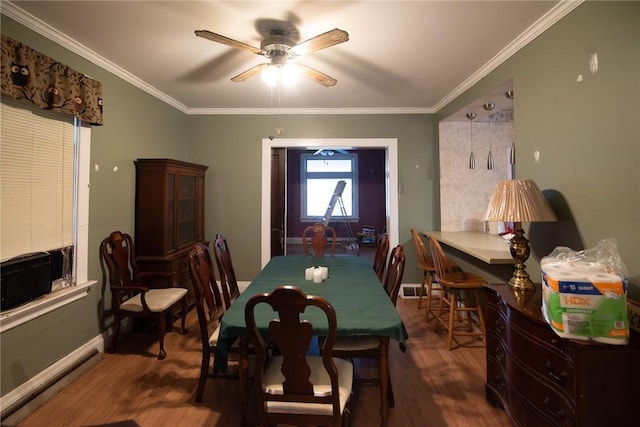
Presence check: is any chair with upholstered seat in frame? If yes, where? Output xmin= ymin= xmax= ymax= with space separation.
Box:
xmin=411 ymin=228 xmax=461 ymax=321
xmin=212 ymin=232 xmax=240 ymax=309
xmin=188 ymin=241 xmax=244 ymax=401
xmin=427 ymin=234 xmax=487 ymax=350
xmin=100 ymin=231 xmax=188 ymax=360
xmin=245 ymin=285 xmax=353 ymax=427
xmin=330 ymin=244 xmax=405 ymax=420
xmin=372 ymin=233 xmax=389 ymax=282
xmin=302 ymin=223 xmax=337 ymax=256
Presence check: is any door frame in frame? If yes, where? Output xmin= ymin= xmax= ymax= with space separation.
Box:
xmin=261 ymin=138 xmax=398 ymax=267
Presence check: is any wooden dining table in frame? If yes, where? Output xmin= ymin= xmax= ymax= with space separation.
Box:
xmin=214 ymin=255 xmax=409 ymax=426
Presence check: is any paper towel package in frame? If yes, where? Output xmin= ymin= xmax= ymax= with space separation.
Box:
xmin=541 ymin=240 xmax=629 ymax=345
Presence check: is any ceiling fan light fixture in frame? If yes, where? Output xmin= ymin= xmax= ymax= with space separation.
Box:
xmin=261 ymin=63 xmax=300 ymax=87
xmin=261 ymin=65 xmax=279 ymax=87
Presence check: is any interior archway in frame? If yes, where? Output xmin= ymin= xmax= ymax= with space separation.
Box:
xmin=261 ymin=138 xmax=398 ymax=267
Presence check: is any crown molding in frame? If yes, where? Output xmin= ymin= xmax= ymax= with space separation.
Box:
xmin=3 ymin=0 xmax=584 ymax=116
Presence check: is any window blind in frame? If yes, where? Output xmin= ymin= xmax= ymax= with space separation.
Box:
xmin=1 ymin=100 xmax=74 ymax=261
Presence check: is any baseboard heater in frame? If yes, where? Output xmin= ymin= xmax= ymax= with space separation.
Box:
xmin=0 ymin=347 xmax=101 ymax=424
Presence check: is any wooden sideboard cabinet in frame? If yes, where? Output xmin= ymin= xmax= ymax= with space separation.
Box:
xmin=134 ymin=159 xmax=208 ymax=307
xmin=484 ymin=284 xmax=640 ymax=427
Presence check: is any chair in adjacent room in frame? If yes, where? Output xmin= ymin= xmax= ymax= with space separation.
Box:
xmin=411 ymin=228 xmax=461 ymax=321
xmin=372 ymin=232 xmax=389 ymax=282
xmin=212 ymin=232 xmax=240 ymax=309
xmin=188 ymin=241 xmax=240 ymax=401
xmin=100 ymin=230 xmax=188 ymax=360
xmin=245 ymin=285 xmax=353 ymax=427
xmin=330 ymin=244 xmax=405 ymax=418
xmin=427 ymin=235 xmax=487 ymax=350
xmin=302 ymin=223 xmax=337 ymax=256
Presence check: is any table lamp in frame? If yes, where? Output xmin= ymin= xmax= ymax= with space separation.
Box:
xmin=483 ymin=179 xmax=557 ymax=291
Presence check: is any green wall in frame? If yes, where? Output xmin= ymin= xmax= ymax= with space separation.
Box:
xmin=2 ymin=0 xmax=639 ymax=399
xmin=1 ymin=15 xmax=188 ymax=396
xmin=437 ymin=1 xmax=640 ymax=297
xmin=186 ymin=114 xmax=438 ymax=281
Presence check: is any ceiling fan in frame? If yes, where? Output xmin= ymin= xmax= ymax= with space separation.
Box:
xmin=195 ymin=26 xmax=349 ymax=87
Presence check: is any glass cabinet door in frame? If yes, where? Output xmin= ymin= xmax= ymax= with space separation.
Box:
xmin=177 ymin=175 xmax=196 ymax=247
xmin=167 ymin=173 xmax=175 ymax=250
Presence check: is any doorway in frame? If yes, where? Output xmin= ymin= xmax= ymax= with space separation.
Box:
xmin=261 ymin=138 xmax=398 ymax=267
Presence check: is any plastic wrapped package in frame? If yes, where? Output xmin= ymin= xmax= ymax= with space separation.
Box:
xmin=541 ymin=238 xmax=629 ymax=345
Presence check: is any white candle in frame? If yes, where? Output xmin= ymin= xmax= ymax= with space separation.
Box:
xmin=305 ymin=267 xmax=314 ymax=280
xmin=313 ymin=268 xmax=323 ymax=283
xmin=320 ymin=266 xmax=328 ymax=280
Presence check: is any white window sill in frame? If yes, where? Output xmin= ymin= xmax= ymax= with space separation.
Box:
xmin=0 ymin=280 xmax=96 ymax=333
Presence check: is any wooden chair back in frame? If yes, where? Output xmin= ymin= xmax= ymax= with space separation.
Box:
xmin=372 ymin=233 xmax=389 ymax=281
xmin=245 ymin=286 xmax=345 ymax=426
xmin=188 ymin=241 xmax=228 ymax=400
xmin=302 ymin=223 xmax=337 ymax=256
xmin=100 ymin=230 xmax=187 ymax=359
xmin=382 ymin=244 xmax=406 ymax=305
xmin=427 ymin=236 xmax=455 ymax=284
xmin=100 ymin=231 xmax=140 ymax=295
xmin=189 ymin=242 xmax=226 ymax=334
xmin=213 ymin=233 xmax=240 ymax=309
xmin=411 ymin=228 xmax=435 ymax=272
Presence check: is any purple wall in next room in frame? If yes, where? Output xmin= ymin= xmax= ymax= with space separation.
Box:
xmin=286 ymin=148 xmax=387 ymax=240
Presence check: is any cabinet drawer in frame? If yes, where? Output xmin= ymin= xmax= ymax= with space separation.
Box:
xmin=507 ymin=349 xmax=574 ymax=426
xmin=491 ymin=298 xmax=574 ymax=394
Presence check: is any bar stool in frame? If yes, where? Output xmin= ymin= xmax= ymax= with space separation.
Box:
xmin=426 ymin=234 xmax=487 ymax=350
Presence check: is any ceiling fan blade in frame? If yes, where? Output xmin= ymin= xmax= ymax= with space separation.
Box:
xmin=231 ymin=63 xmax=269 ymax=82
xmin=195 ymin=30 xmax=263 ymax=55
xmin=290 ymin=28 xmax=349 ymax=56
xmin=294 ymin=63 xmax=338 ymax=87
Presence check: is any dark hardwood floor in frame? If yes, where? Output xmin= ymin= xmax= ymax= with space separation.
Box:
xmin=13 ymin=254 xmax=512 ymax=427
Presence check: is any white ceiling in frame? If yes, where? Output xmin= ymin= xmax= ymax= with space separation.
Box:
xmin=3 ymin=1 xmax=579 ymax=119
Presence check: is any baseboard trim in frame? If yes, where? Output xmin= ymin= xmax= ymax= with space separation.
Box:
xmin=0 ymin=334 xmax=105 ymax=423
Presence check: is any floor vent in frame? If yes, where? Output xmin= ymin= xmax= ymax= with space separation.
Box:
xmin=400 ymin=283 xmax=442 ymax=299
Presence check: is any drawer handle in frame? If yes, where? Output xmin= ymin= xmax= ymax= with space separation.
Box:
xmin=494 ymin=319 xmax=505 ymax=333
xmin=543 ymin=396 xmax=566 ymax=418
xmin=494 ymin=347 xmax=505 ymax=362
xmin=544 ymin=361 xmax=567 ymax=385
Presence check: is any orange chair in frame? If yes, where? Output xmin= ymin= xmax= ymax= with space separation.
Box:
xmin=427 ymin=235 xmax=486 ymax=350
xmin=411 ymin=228 xmax=460 ymax=322
xmin=302 ymin=223 xmax=337 ymax=256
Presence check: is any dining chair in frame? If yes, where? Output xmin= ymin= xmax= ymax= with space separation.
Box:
xmin=302 ymin=223 xmax=337 ymax=256
xmin=213 ymin=233 xmax=240 ymax=309
xmin=245 ymin=285 xmax=353 ymax=427
xmin=427 ymin=234 xmax=487 ymax=350
xmin=330 ymin=244 xmax=405 ymax=417
xmin=411 ymin=228 xmax=461 ymax=322
xmin=187 ymin=242 xmax=230 ymax=401
xmin=100 ymin=230 xmax=188 ymax=360
xmin=372 ymin=232 xmax=389 ymax=282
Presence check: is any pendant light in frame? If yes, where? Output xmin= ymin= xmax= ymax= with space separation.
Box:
xmin=483 ymin=102 xmax=495 ymax=170
xmin=505 ymin=90 xmax=516 ymax=164
xmin=466 ymin=113 xmax=477 ymax=169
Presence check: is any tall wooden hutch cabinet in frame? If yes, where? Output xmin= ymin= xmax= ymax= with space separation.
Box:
xmin=134 ymin=158 xmax=208 ymax=306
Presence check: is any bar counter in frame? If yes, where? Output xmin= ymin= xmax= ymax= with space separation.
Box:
xmin=422 ymin=231 xmax=514 ymax=264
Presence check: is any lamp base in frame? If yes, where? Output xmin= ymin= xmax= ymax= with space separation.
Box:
xmin=508 ymin=275 xmax=536 ymax=292
xmin=508 ymin=224 xmax=536 ymax=292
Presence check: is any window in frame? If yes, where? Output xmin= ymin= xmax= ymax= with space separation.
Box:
xmin=1 ymin=98 xmax=90 ymax=287
xmin=301 ymin=151 xmax=358 ymax=221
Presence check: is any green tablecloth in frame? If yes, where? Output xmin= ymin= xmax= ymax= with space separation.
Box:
xmin=214 ymin=255 xmax=408 ymax=372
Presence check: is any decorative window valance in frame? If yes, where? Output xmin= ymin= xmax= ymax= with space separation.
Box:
xmin=1 ymin=34 xmax=103 ymax=125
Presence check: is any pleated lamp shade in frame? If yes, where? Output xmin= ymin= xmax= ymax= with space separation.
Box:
xmin=483 ymin=179 xmax=557 ymax=223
